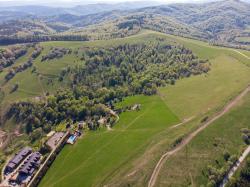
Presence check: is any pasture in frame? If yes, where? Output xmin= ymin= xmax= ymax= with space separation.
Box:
xmin=0 ymin=30 xmax=250 ymax=186
xmin=39 ymin=95 xmax=179 ymax=187
xmin=156 ymin=93 xmax=250 ymax=186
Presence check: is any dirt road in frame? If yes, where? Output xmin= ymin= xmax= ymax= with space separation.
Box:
xmin=220 ymin=145 xmax=250 ymax=187
xmin=148 ymin=85 xmax=250 ymax=187
xmin=232 ymin=50 xmax=250 ymax=60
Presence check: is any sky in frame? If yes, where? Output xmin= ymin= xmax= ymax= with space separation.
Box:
xmin=0 ymin=0 xmax=207 ymax=6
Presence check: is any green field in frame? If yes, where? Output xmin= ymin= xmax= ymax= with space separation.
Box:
xmin=36 ymin=31 xmax=250 ymax=187
xmin=1 ymin=30 xmax=250 ymax=108
xmin=156 ymin=92 xmax=250 ymax=186
xmin=0 ymin=30 xmax=249 ymax=186
xmin=39 ymin=95 xmax=179 ymax=187
xmin=159 ymin=55 xmax=250 ymax=120
xmin=235 ymin=36 xmax=250 ymax=43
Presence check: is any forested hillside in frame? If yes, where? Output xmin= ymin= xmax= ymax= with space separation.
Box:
xmin=0 ymin=1 xmax=250 ymax=187
xmin=4 ymin=40 xmax=209 ymax=139
xmin=0 ymin=0 xmax=249 ymax=48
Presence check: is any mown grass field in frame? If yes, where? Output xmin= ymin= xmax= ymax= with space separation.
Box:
xmin=156 ymin=92 xmax=250 ymax=187
xmin=159 ymin=54 xmax=250 ymax=120
xmin=39 ymin=95 xmax=179 ymax=187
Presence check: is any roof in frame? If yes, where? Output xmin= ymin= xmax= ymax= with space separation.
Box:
xmin=47 ymin=131 xmax=55 ymax=137
xmin=78 ymin=121 xmax=86 ymax=125
xmin=46 ymin=132 xmax=65 ymax=149
xmin=98 ymin=118 xmax=106 ymax=125
xmin=9 ymin=147 xmax=32 ymax=166
xmin=6 ymin=162 xmax=16 ymax=169
xmin=19 ymin=152 xmax=41 ymax=175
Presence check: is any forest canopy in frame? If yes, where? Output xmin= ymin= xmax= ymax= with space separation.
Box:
xmin=5 ymin=40 xmax=210 ymax=137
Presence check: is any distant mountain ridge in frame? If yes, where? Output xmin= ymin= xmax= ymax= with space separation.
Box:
xmin=0 ymin=1 xmax=162 ymax=17
xmin=0 ymin=0 xmax=249 ymax=48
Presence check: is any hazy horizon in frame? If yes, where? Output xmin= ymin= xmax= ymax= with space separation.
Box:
xmin=0 ymin=0 xmax=220 ymax=7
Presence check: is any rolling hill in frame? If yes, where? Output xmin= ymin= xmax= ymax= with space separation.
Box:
xmin=35 ymin=30 xmax=250 ymax=187
xmin=0 ymin=0 xmax=249 ymax=48
xmin=0 ymin=1 xmax=250 ymax=186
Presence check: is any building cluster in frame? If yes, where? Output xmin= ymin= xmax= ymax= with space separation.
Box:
xmin=66 ymin=121 xmax=84 ymax=144
xmin=4 ymin=147 xmax=42 ymax=186
xmin=19 ymin=152 xmax=41 ymax=176
xmin=5 ymin=147 xmax=32 ymax=173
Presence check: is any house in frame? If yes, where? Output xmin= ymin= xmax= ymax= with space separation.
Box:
xmin=18 ymin=152 xmax=41 ymax=177
xmin=78 ymin=121 xmax=86 ymax=130
xmin=98 ymin=118 xmax=106 ymax=125
xmin=5 ymin=147 xmax=32 ymax=173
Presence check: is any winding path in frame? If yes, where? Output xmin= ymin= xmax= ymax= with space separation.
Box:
xmin=148 ymin=85 xmax=250 ymax=187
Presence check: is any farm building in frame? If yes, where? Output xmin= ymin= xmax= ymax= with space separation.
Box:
xmin=46 ymin=132 xmax=65 ymax=149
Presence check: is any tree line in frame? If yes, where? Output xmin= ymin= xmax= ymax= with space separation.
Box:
xmin=5 ymin=40 xmax=210 ymax=141
xmin=0 ymin=45 xmax=28 ymax=72
xmin=0 ymin=35 xmax=89 ymax=45
xmin=4 ymin=44 xmax=43 ymax=82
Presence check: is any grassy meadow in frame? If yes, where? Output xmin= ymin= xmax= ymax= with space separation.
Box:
xmin=39 ymin=95 xmax=179 ymax=187
xmin=156 ymin=92 xmax=250 ymax=187
xmin=0 ymin=30 xmax=250 ymax=186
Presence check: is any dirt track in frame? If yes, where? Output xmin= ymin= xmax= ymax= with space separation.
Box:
xmin=148 ymin=85 xmax=250 ymax=187
xmin=220 ymin=145 xmax=250 ymax=187
xmin=233 ymin=50 xmax=250 ymax=60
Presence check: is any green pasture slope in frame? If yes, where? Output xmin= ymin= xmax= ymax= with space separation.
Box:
xmin=38 ymin=31 xmax=250 ymax=187
xmin=0 ymin=47 xmax=81 ymax=107
xmin=1 ymin=30 xmax=249 ymax=108
xmin=1 ymin=30 xmax=249 ymax=186
xmin=0 ymin=30 xmax=177 ymax=107
xmin=102 ymin=32 xmax=250 ymax=187
xmin=156 ymin=92 xmax=250 ymax=187
xmin=39 ymin=95 xmax=179 ymax=187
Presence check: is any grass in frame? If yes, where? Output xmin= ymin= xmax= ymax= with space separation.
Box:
xmin=0 ymin=30 xmax=249 ymax=186
xmin=105 ymin=40 xmax=250 ymax=186
xmin=39 ymin=95 xmax=179 ymax=187
xmin=235 ymin=36 xmax=250 ymax=43
xmin=158 ymin=54 xmax=250 ymax=120
xmin=1 ymin=29 xmax=249 ymax=107
xmin=38 ymin=31 xmax=250 ymax=187
xmin=156 ymin=92 xmax=250 ymax=187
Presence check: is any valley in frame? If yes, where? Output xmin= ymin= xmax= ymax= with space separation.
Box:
xmin=10 ymin=31 xmax=246 ymax=187
xmin=0 ymin=0 xmax=250 ymax=186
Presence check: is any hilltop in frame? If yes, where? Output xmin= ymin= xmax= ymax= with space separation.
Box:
xmin=0 ymin=0 xmax=249 ymax=48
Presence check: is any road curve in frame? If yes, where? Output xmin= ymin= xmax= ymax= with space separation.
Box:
xmin=148 ymin=85 xmax=250 ymax=187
